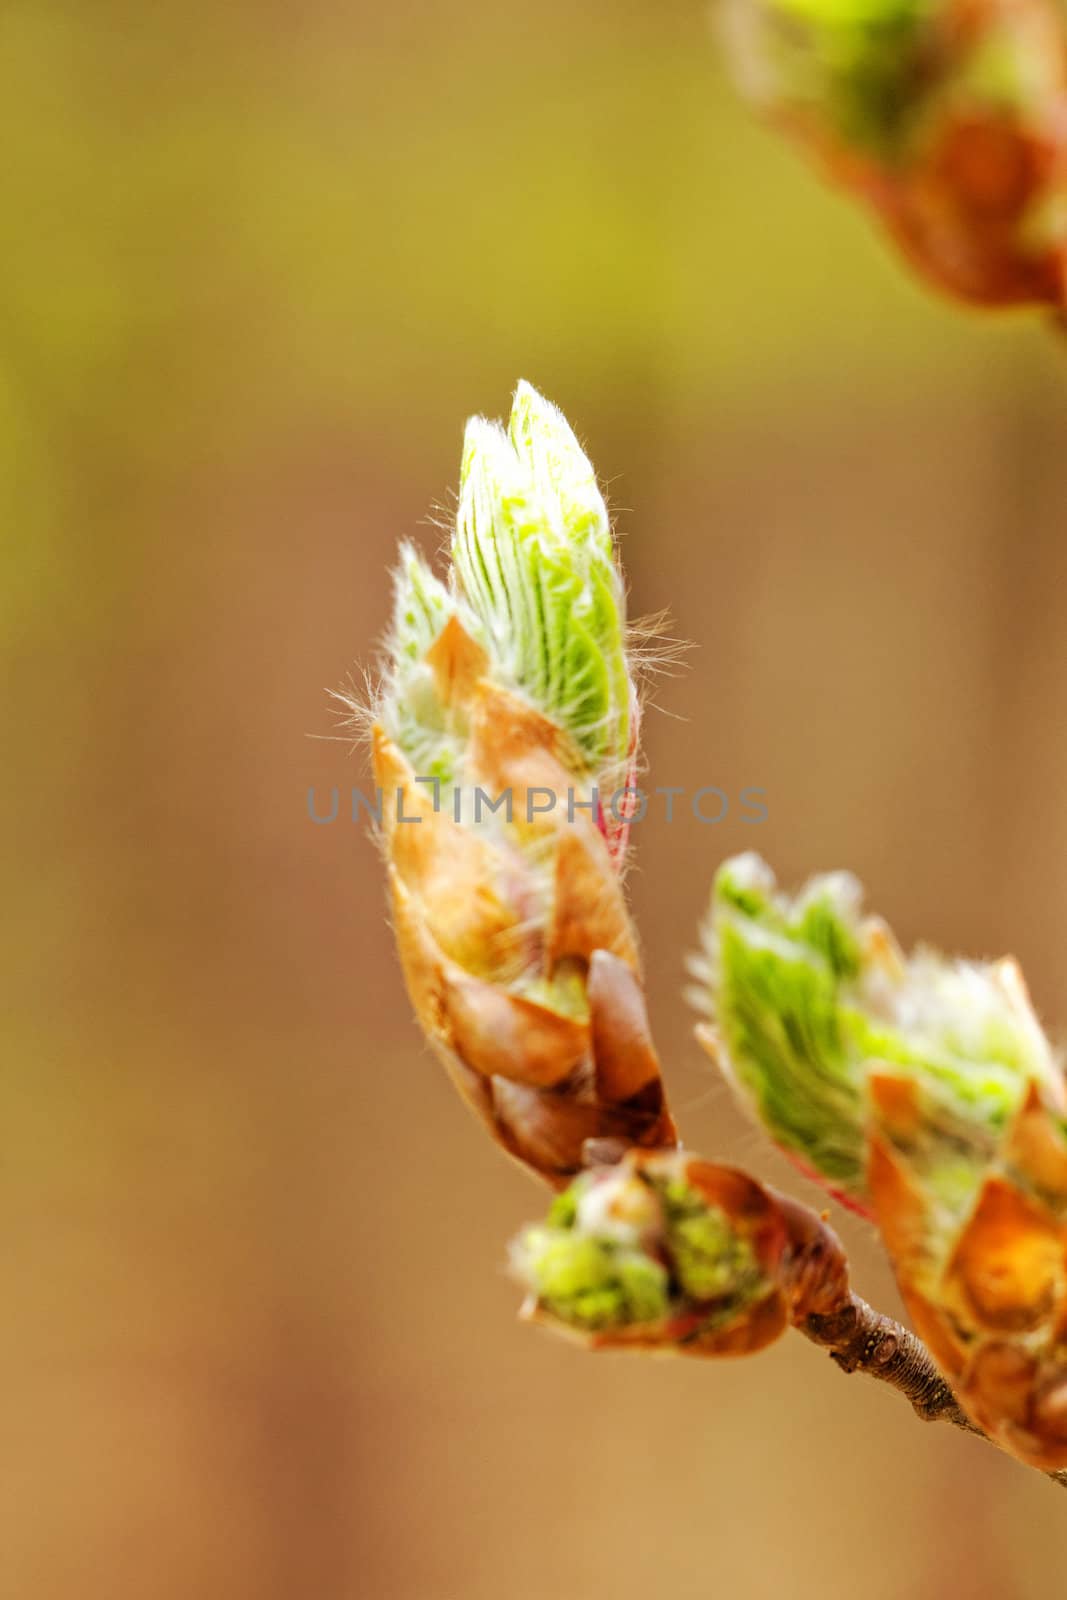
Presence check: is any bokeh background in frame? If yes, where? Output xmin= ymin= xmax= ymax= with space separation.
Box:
xmin=5 ymin=2 xmax=1067 ymax=1596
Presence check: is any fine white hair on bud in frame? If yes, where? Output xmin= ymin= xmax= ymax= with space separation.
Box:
xmin=374 ymin=382 xmax=636 ymax=798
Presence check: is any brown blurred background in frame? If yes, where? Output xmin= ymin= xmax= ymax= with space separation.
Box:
xmin=4 ymin=2 xmax=1067 ymax=1595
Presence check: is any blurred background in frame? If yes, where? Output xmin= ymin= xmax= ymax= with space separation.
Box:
xmin=4 ymin=1 xmax=1067 ymax=1595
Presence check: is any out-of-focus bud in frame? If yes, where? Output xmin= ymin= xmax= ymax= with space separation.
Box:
xmin=720 ymin=0 xmax=1067 ymax=307
xmin=512 ymin=1150 xmax=799 ymax=1354
xmin=372 ymin=385 xmax=674 ymax=1187
xmin=693 ymin=852 xmax=1067 ymax=1467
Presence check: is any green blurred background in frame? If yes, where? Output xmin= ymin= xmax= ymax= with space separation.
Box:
xmin=5 ymin=2 xmax=1067 ymax=1595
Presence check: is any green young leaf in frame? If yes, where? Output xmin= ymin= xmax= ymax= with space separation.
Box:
xmin=452 ymin=382 xmax=631 ymax=776
xmin=697 ymin=852 xmax=1062 ymax=1203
